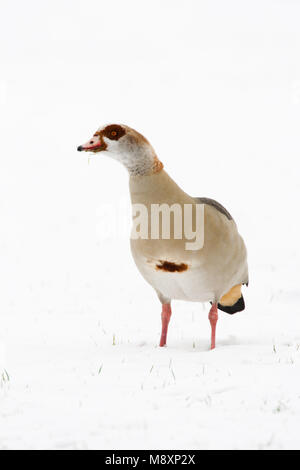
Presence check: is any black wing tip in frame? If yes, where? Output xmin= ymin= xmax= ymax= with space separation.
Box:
xmin=217 ymin=295 xmax=245 ymax=315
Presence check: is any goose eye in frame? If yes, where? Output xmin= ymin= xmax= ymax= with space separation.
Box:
xmin=111 ymin=131 xmax=117 ymax=137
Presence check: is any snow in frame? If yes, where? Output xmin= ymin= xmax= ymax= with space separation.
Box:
xmin=1 ymin=0 xmax=300 ymax=450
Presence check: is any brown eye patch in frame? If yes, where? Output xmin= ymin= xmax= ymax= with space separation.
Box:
xmin=103 ymin=124 xmax=126 ymax=141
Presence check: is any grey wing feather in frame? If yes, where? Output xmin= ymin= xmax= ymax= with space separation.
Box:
xmin=195 ymin=197 xmax=249 ymax=286
xmin=194 ymin=197 xmax=233 ymax=221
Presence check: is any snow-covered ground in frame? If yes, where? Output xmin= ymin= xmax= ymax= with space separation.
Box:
xmin=1 ymin=0 xmax=300 ymax=450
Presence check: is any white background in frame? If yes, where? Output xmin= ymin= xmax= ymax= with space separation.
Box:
xmin=0 ymin=0 xmax=300 ymax=449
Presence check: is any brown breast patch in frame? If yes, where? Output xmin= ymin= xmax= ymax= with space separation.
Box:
xmin=156 ymin=261 xmax=188 ymax=273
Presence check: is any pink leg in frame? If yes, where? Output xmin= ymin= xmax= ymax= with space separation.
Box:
xmin=209 ymin=303 xmax=218 ymax=350
xmin=159 ymin=304 xmax=172 ymax=347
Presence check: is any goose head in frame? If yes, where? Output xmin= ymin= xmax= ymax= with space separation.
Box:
xmin=77 ymin=124 xmax=163 ymax=176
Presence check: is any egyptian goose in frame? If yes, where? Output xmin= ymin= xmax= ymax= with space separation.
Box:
xmin=78 ymin=124 xmax=248 ymax=349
